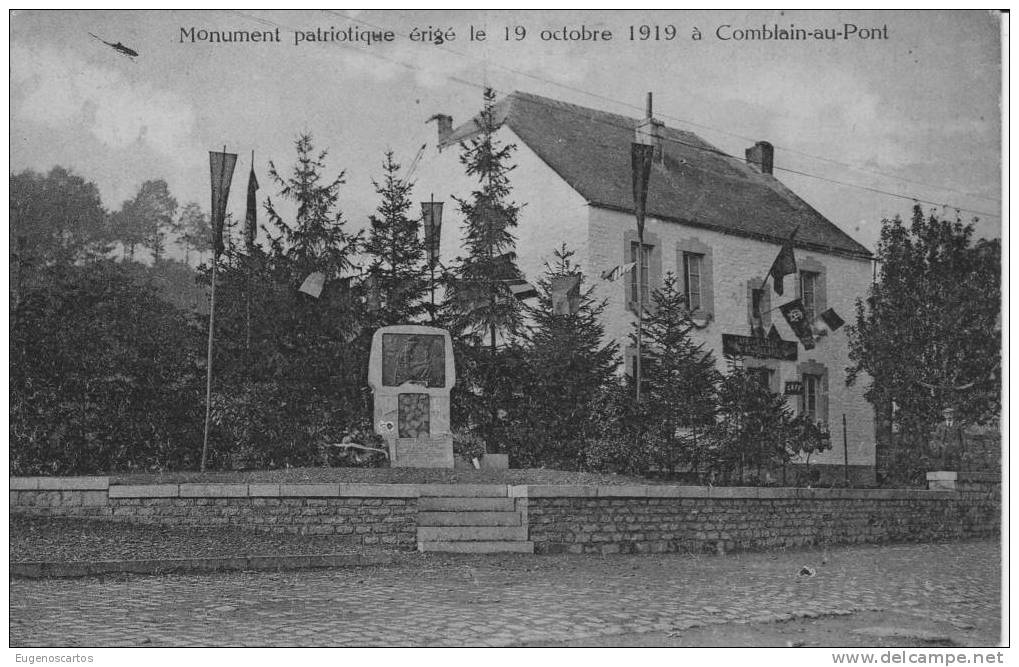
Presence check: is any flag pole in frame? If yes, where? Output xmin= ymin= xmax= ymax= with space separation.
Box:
xmin=201 ymin=145 xmax=227 ymax=473
xmin=429 ymin=193 xmax=436 ymax=322
xmin=245 ymin=150 xmax=254 ymax=357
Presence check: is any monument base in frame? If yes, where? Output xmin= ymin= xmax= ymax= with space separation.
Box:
xmin=391 ymin=437 xmax=454 ymax=469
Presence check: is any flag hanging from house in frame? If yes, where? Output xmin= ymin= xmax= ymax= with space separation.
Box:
xmin=298 ymin=272 xmax=325 ymax=298
xmin=421 ymin=201 xmax=443 ymax=266
xmin=507 ymin=279 xmax=538 ymax=301
xmin=767 ymin=227 xmax=799 ymax=295
xmin=631 ymin=143 xmax=654 ymax=238
xmin=209 ymin=150 xmax=238 ymax=259
xmin=600 ymin=262 xmax=636 ymax=282
xmin=551 ymin=274 xmax=582 ymax=315
xmin=244 ymin=159 xmax=259 ymax=252
xmin=778 ymin=298 xmax=815 ymax=350
xmin=811 ymin=307 xmax=845 ymax=338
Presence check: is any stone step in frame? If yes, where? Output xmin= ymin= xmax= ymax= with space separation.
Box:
xmin=418 ymin=511 xmax=521 ymax=527
xmin=417 ymin=526 xmax=528 ymax=542
xmin=418 ymin=540 xmax=535 ymax=554
xmin=418 ymin=497 xmax=516 ymax=512
xmin=416 ymin=484 xmax=509 ymax=498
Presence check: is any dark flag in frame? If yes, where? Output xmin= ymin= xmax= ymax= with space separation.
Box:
xmin=209 ymin=150 xmax=238 ymax=258
xmin=244 ymin=161 xmax=259 ymax=252
xmin=631 ymin=143 xmax=654 ymax=238
xmin=779 ymin=298 xmax=815 ymax=350
xmin=767 ymin=244 xmax=797 ymax=296
xmin=767 ymin=226 xmax=799 ymax=295
xmin=421 ymin=201 xmax=444 ymax=266
xmin=551 ymin=274 xmax=582 ymax=315
xmin=811 ymin=308 xmax=845 ymax=338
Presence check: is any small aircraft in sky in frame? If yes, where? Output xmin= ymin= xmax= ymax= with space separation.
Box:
xmin=88 ymin=32 xmax=138 ymax=60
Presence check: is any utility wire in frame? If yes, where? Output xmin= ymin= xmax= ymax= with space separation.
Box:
xmin=321 ymin=9 xmax=1000 ymax=208
xmin=232 ymin=10 xmax=1001 ymax=220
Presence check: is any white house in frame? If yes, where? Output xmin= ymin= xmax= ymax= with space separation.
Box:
xmin=414 ymin=91 xmax=876 ymax=483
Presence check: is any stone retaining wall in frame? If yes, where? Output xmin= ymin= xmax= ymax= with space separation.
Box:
xmin=525 ymin=485 xmax=1000 ymax=555
xmin=10 ymin=479 xmax=420 ymax=549
xmin=10 ymin=477 xmax=1000 ymax=556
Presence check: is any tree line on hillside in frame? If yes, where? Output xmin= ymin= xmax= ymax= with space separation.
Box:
xmin=9 ymin=89 xmax=1000 ymax=484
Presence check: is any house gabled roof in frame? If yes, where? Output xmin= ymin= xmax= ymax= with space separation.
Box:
xmin=442 ymin=91 xmax=872 ymax=259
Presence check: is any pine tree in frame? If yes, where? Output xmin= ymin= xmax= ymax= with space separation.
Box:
xmin=363 ymin=151 xmax=429 ymax=326
xmin=511 ymin=245 xmax=619 ymax=468
xmin=442 ymin=88 xmax=526 ymax=454
xmin=112 ymin=179 xmax=177 ymax=262
xmin=265 ymin=134 xmax=359 ymax=282
xmin=443 ymin=88 xmax=525 ymax=344
xmin=174 ymin=202 xmax=210 ymax=267
xmin=633 ymin=272 xmax=720 ymax=473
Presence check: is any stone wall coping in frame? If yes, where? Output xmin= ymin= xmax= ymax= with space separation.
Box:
xmin=957 ymin=471 xmax=1001 ymax=482
xmin=337 ymin=483 xmax=419 ymax=498
xmin=10 ymin=477 xmax=109 ymax=491
xmin=522 ymin=484 xmax=976 ymax=500
xmin=109 ymin=484 xmax=178 ymax=498
xmin=11 ymin=478 xmax=995 ymax=500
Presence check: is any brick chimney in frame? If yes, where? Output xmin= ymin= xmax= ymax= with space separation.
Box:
xmin=427 ymin=114 xmax=453 ymax=148
xmin=745 ymin=141 xmax=774 ymax=175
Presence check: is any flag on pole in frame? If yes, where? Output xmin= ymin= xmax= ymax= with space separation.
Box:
xmin=767 ymin=227 xmax=799 ymax=295
xmin=811 ymin=308 xmax=845 ymax=338
xmin=631 ymin=143 xmax=654 ymax=239
xmin=507 ymin=279 xmax=538 ymax=301
xmin=600 ymin=262 xmax=636 ymax=282
xmin=778 ymin=298 xmax=815 ymax=350
xmin=366 ymin=275 xmax=381 ymax=312
xmin=551 ymin=274 xmax=582 ymax=315
xmin=244 ymin=159 xmax=259 ymax=252
xmin=421 ymin=201 xmax=443 ymax=266
xmin=209 ymin=150 xmax=238 ymax=259
xmin=298 ymin=272 xmax=325 ymax=298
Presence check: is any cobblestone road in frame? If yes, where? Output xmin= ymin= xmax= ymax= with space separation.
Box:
xmin=10 ymin=540 xmax=1000 ymax=647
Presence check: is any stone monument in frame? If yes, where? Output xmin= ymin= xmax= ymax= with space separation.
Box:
xmin=368 ymin=324 xmax=455 ymax=468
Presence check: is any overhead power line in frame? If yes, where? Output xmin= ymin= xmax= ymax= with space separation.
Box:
xmin=321 ymin=10 xmax=1000 ymax=209
xmin=231 ymin=10 xmax=1001 ymax=220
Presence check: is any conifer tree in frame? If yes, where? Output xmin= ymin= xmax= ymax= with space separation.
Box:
xmin=510 ymin=245 xmax=619 ymax=468
xmin=265 ymin=134 xmax=359 ymax=283
xmin=442 ymin=88 xmax=526 ymax=453
xmin=631 ymin=273 xmax=720 ymax=472
xmin=363 ymin=151 xmax=429 ymax=326
xmin=443 ymin=87 xmax=525 ymax=344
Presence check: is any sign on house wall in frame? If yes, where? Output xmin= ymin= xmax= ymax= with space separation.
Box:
xmin=722 ymin=333 xmax=798 ymax=361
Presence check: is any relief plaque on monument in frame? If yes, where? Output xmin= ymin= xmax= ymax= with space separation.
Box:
xmin=368 ymin=325 xmax=456 ymax=468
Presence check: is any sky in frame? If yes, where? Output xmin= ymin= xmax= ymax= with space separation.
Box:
xmin=9 ymin=9 xmax=1004 ymax=255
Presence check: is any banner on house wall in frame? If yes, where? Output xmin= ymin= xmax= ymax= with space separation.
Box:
xmin=722 ymin=333 xmax=798 ymax=361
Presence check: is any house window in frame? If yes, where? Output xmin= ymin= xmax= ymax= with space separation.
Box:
xmin=683 ymin=252 xmax=704 ymax=311
xmin=630 ymin=242 xmax=652 ymax=306
xmin=800 ymin=271 xmax=819 ymax=321
xmin=751 ymin=287 xmax=765 ymax=337
xmin=748 ymin=367 xmax=774 ymax=392
xmin=802 ymin=373 xmax=822 ymax=423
